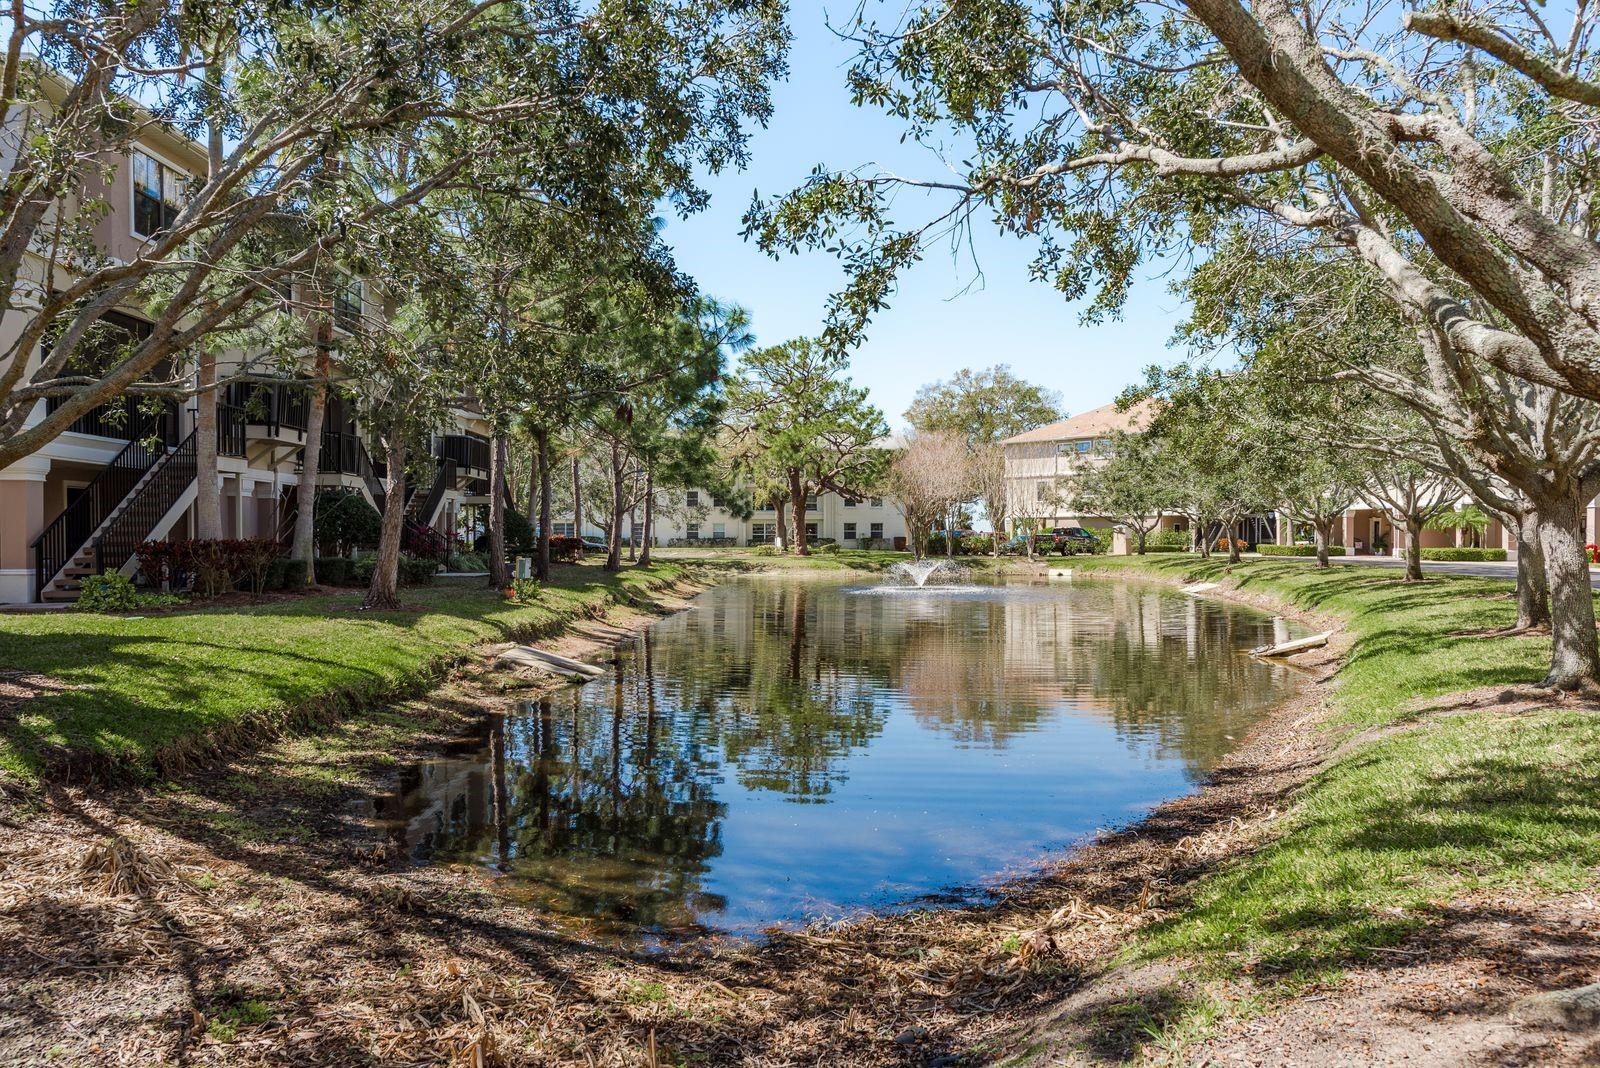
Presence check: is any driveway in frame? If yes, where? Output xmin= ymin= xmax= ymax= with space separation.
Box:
xmin=1264 ymin=551 xmax=1600 ymax=588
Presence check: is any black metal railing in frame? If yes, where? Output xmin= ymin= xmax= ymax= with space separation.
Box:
xmin=436 ymin=433 xmax=490 ymax=472
xmin=45 ymin=394 xmax=177 ymax=444
xmin=409 ymin=460 xmax=454 ymax=526
xmin=30 ymin=433 xmax=168 ymax=597
xmin=93 ymin=430 xmax=198 ymax=580
xmin=317 ymin=429 xmax=365 ymax=476
xmin=276 ymin=486 xmax=299 ymax=545
xmin=217 ymin=404 xmax=247 ymax=458
xmin=227 ymin=380 xmax=311 ymax=436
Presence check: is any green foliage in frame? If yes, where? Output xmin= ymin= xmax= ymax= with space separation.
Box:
xmin=503 ymin=509 xmax=536 ymax=554
xmin=353 ymin=553 xmax=438 ymax=587
xmin=1419 ymin=547 xmax=1508 ymax=562
xmin=1257 ymin=544 xmax=1348 ymax=557
xmin=448 ymin=552 xmax=487 ymax=572
xmin=76 ymin=573 xmax=139 ymax=613
xmin=1147 ymin=528 xmax=1192 ymax=550
xmin=905 ymin=365 xmax=1062 ymax=445
xmin=506 ymin=577 xmax=541 ymax=603
xmin=1424 ymin=506 xmax=1491 ymax=535
xmin=314 ymin=557 xmax=356 ymax=587
xmin=314 ymin=491 xmax=382 ymax=556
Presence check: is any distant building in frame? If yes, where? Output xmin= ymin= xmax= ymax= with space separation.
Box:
xmin=551 ymin=488 xmax=909 ymax=549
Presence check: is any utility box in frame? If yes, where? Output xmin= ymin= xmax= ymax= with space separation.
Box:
xmin=516 ymin=556 xmax=532 ymax=579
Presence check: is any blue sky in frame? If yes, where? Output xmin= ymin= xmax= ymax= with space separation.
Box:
xmin=664 ymin=7 xmax=1192 ymax=430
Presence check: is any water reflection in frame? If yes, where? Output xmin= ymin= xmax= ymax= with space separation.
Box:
xmin=368 ymin=577 xmax=1301 ymax=940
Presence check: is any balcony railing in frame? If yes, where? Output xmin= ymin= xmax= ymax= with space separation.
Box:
xmin=226 ymin=380 xmax=311 ymax=436
xmin=217 ymin=404 xmax=247 ymax=458
xmin=317 ymin=429 xmax=366 ymax=476
xmin=45 ymin=395 xmax=177 ymax=445
xmin=436 ymin=432 xmax=490 ymax=472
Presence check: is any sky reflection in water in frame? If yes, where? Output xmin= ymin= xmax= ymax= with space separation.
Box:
xmin=369 ymin=577 xmax=1301 ymax=941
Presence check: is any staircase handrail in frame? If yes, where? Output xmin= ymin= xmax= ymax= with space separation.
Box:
xmin=29 ymin=431 xmax=166 ymax=598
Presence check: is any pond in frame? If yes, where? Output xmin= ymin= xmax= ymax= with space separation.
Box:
xmin=366 ymin=575 xmax=1303 ymax=943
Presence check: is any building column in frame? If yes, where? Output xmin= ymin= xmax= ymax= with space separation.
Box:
xmin=0 ymin=456 xmax=51 ymax=603
xmin=1341 ymin=511 xmax=1357 ymax=553
xmin=1277 ymin=510 xmax=1292 ymax=545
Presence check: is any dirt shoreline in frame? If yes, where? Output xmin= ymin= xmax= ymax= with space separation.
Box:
xmin=4 ymin=561 xmax=1591 ymax=1065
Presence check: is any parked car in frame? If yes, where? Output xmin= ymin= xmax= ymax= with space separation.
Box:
xmin=1036 ymin=526 xmax=1100 ymax=554
xmin=580 ymin=536 xmax=607 ymax=553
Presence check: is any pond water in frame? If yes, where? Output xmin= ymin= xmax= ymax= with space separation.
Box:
xmin=366 ymin=576 xmax=1302 ymax=942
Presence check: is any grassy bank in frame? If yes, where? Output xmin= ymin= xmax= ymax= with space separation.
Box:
xmin=0 ymin=560 xmax=704 ymax=785
xmin=1070 ymin=555 xmax=1600 ymax=982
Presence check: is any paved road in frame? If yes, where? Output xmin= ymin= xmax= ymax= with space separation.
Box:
xmin=1267 ymin=552 xmax=1600 ymax=588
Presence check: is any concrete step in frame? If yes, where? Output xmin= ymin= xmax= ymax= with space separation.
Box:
xmin=40 ymin=589 xmax=81 ymax=603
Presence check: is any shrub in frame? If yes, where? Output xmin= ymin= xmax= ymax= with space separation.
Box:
xmin=315 ymin=556 xmax=355 ymax=586
xmin=352 ymin=552 xmax=438 ymax=587
xmin=504 ymin=509 xmax=536 ymax=553
xmin=398 ymin=554 xmax=438 ymax=586
xmin=448 ymin=551 xmax=487 ymax=572
xmin=280 ymin=558 xmax=308 ymax=590
xmin=1147 ymin=529 xmax=1192 ymax=550
xmin=77 ymin=572 xmax=139 ymax=612
xmin=1257 ymin=544 xmax=1348 ymax=557
xmin=549 ymin=536 xmax=583 ymax=563
xmin=1419 ymin=546 xmax=1508 ymax=562
xmin=314 ymin=490 xmax=381 ymax=555
xmin=1142 ymin=544 xmax=1185 ymax=553
xmin=233 ymin=539 xmax=281 ymax=597
xmin=1212 ymin=536 xmax=1250 ymax=553
xmin=506 ymin=577 xmax=540 ymax=603
xmin=813 ymin=541 xmax=841 ymax=555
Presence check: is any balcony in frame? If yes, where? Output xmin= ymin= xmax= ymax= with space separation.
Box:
xmin=46 ymin=395 xmax=178 ymax=445
xmin=226 ymin=380 xmax=311 ymax=439
xmin=436 ymin=432 xmax=490 ymax=473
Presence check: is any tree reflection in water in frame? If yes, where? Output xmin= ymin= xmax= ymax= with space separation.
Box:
xmin=368 ymin=577 xmax=1302 ymax=940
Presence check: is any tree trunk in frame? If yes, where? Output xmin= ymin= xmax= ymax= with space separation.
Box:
xmin=535 ymin=427 xmax=552 ymax=582
xmin=526 ymin=446 xmax=538 ymax=519
xmin=605 ymin=439 xmax=623 ymax=572
xmin=1227 ymin=522 xmax=1242 ymax=564
xmin=775 ymin=497 xmax=789 ymax=552
xmin=789 ymin=470 xmax=810 ymax=556
xmin=1313 ymin=519 xmax=1332 ymax=569
xmin=639 ymin=466 xmax=654 ymax=567
xmin=1403 ymin=516 xmax=1425 ymax=582
xmin=1135 ymin=525 xmax=1147 ymax=555
xmin=945 ymin=507 xmax=955 ymax=559
xmin=488 ymin=434 xmax=509 ymax=589
xmin=571 ymin=453 xmax=583 ymax=545
xmin=627 ymin=504 xmax=638 ymax=562
xmin=290 ymin=344 xmax=331 ymax=583
xmin=194 ymin=348 xmax=221 ymax=540
xmin=363 ymin=422 xmax=407 ymax=611
xmin=1515 ymin=516 xmax=1552 ymax=631
xmin=1535 ymin=498 xmax=1600 ymax=689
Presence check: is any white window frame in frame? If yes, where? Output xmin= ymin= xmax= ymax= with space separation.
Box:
xmin=129 ymin=147 xmax=187 ymax=240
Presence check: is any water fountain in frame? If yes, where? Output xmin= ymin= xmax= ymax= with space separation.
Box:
xmin=886 ymin=558 xmax=969 ymax=588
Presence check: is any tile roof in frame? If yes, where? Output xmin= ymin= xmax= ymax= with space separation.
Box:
xmin=1000 ymin=398 xmax=1158 ymax=445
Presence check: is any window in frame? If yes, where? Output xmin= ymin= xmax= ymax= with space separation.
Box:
xmin=843 ymin=497 xmax=858 ymax=507
xmin=333 ymin=275 xmax=362 ymax=332
xmin=711 ymin=494 xmax=726 ymax=508
xmin=805 ymin=522 xmax=818 ymax=539
xmin=757 ymin=501 xmax=774 ymax=512
xmin=1076 ymin=440 xmax=1093 ymax=453
xmin=713 ymin=523 xmax=726 ymax=538
xmin=554 ymin=522 xmax=575 ymax=537
xmin=1096 ymin=438 xmax=1112 ymax=452
xmin=751 ymin=523 xmax=775 ymax=543
xmin=870 ymin=522 xmax=884 ymax=539
xmin=131 ymin=150 xmax=184 ymax=237
xmin=1037 ymin=481 xmax=1050 ymax=501
xmin=869 ymin=496 xmax=883 ymax=507
xmin=844 ymin=522 xmax=857 ymax=541
xmin=804 ymin=494 xmax=817 ymax=511
xmin=686 ymin=523 xmax=701 ymax=540
xmin=686 ymin=490 xmax=700 ymax=507
xmin=1056 ymin=441 xmax=1073 ymax=456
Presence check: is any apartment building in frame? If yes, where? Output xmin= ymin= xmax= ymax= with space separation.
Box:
xmin=0 ymin=119 xmax=491 ymax=604
xmin=552 ymin=487 xmax=910 ymax=549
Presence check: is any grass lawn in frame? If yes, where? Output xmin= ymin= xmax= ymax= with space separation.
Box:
xmin=1071 ymin=555 xmax=1600 ymax=981
xmin=0 ymin=560 xmax=700 ymax=785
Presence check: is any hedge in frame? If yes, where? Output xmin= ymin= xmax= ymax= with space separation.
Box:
xmin=1257 ymin=544 xmax=1348 ymax=557
xmin=1418 ymin=547 xmax=1507 ymax=562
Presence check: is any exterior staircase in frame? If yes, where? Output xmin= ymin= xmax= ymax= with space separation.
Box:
xmin=32 ymin=431 xmax=198 ymax=603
